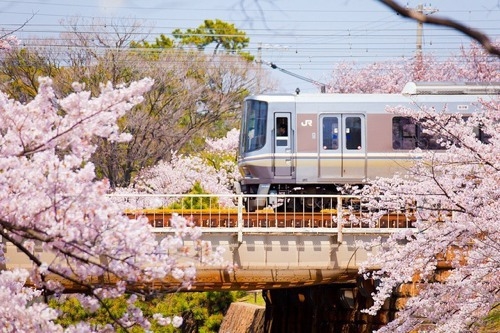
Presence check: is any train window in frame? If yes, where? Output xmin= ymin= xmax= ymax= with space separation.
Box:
xmin=345 ymin=117 xmax=362 ymax=150
xmin=276 ymin=117 xmax=289 ymax=147
xmin=242 ymin=100 xmax=268 ymax=153
xmin=392 ymin=117 xmax=417 ymax=149
xmin=276 ymin=117 xmax=288 ymax=137
xmin=473 ymin=126 xmax=491 ymax=144
xmin=392 ymin=117 xmax=446 ymax=150
xmin=463 ymin=116 xmax=491 ymax=144
xmin=322 ymin=117 xmax=339 ymax=150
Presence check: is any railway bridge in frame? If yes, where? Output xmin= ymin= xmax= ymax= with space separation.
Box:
xmin=3 ymin=193 xmax=420 ymax=332
xmin=121 ymin=193 xmax=416 ymax=291
xmin=4 ymin=193 xmax=416 ymax=291
xmin=6 ymin=193 xmax=418 ymax=293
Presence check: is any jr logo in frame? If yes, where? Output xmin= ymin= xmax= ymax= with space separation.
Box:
xmin=300 ymin=119 xmax=313 ymax=126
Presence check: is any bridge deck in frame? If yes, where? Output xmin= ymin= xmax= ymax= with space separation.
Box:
xmin=5 ymin=194 xmax=417 ymax=292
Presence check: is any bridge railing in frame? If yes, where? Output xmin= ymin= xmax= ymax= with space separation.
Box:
xmin=109 ymin=193 xmax=416 ymax=237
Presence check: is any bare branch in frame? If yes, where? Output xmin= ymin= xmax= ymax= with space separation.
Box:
xmin=0 ymin=12 xmax=36 ymax=40
xmin=379 ymin=0 xmax=500 ymax=57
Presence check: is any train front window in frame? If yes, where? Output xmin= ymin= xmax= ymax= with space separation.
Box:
xmin=241 ymin=100 xmax=268 ymax=153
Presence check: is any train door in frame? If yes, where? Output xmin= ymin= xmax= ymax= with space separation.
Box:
xmin=319 ymin=114 xmax=366 ymax=181
xmin=274 ymin=113 xmax=293 ymax=177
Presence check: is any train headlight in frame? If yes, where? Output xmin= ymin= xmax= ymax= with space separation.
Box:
xmin=239 ymin=166 xmax=252 ymax=178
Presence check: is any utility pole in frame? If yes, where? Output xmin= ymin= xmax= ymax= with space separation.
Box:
xmin=409 ymin=3 xmax=438 ymax=80
xmin=257 ymin=43 xmax=262 ymax=92
xmin=412 ymin=4 xmax=438 ymax=58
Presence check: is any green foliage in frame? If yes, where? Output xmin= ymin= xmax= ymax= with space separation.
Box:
xmin=480 ymin=305 xmax=500 ymax=332
xmin=172 ymin=19 xmax=251 ymax=59
xmin=50 ymin=291 xmax=244 ymax=332
xmin=49 ymin=297 xmax=90 ymax=327
xmin=0 ymin=47 xmax=60 ymax=100
xmin=238 ymin=50 xmax=255 ymax=62
xmin=130 ymin=34 xmax=175 ymax=49
xmin=169 ymin=182 xmax=219 ymax=209
xmin=50 ymin=296 xmax=140 ymax=332
xmin=129 ymin=35 xmax=176 ymax=62
xmin=201 ymin=313 xmax=224 ymax=333
xmin=235 ymin=291 xmax=266 ymax=306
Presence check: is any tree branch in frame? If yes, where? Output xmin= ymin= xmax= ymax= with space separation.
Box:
xmin=379 ymin=0 xmax=500 ymax=57
xmin=0 ymin=13 xmax=36 ymax=40
xmin=0 ymin=221 xmax=148 ymax=331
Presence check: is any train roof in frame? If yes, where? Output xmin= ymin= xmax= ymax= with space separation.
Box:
xmin=402 ymin=82 xmax=500 ymax=95
xmin=246 ymin=82 xmax=500 ymax=103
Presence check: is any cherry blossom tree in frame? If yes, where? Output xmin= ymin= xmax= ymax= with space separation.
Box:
xmin=0 ymin=19 xmax=269 ymax=189
xmin=357 ymin=98 xmax=500 ymax=332
xmin=0 ymin=34 xmax=17 ymax=50
xmin=327 ymin=41 xmax=500 ymax=93
xmin=324 ymin=39 xmax=500 ymax=332
xmin=0 ymin=76 xmax=221 ymax=331
xmin=115 ymin=128 xmax=240 ymax=208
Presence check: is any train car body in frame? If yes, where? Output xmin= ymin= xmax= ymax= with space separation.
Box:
xmin=236 ymin=82 xmax=499 ymax=211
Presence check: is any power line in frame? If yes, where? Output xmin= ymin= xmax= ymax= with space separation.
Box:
xmin=0 ymin=0 xmax=498 ymax=89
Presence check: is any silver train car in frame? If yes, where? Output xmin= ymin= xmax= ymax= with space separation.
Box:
xmin=236 ymin=82 xmax=499 ymax=211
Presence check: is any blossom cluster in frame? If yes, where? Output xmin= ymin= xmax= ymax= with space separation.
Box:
xmin=357 ymin=99 xmax=500 ymax=332
xmin=0 ymin=76 xmax=213 ymax=331
xmin=114 ymin=128 xmax=241 ymax=208
xmin=327 ymin=42 xmax=500 ymax=94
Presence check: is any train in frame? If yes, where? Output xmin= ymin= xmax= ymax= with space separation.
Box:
xmin=235 ymin=82 xmax=500 ymax=211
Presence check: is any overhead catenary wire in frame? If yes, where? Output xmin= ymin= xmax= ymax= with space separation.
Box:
xmin=0 ymin=0 xmax=498 ymax=90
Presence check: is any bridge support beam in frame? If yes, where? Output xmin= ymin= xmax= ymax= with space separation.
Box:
xmin=262 ymin=282 xmax=397 ymax=333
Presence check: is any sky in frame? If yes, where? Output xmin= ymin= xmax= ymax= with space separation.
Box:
xmin=0 ymin=0 xmax=499 ymax=93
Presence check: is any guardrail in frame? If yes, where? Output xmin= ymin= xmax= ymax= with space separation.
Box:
xmin=110 ymin=193 xmax=416 ymax=242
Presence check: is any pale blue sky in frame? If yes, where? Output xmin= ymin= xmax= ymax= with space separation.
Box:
xmin=1 ymin=0 xmax=499 ymax=92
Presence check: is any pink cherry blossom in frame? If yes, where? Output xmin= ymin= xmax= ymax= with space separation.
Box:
xmin=326 ymin=41 xmax=499 ymax=94
xmin=0 ymin=76 xmax=213 ymax=330
xmin=116 ymin=128 xmax=241 ymax=207
xmin=358 ymin=98 xmax=500 ymax=332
